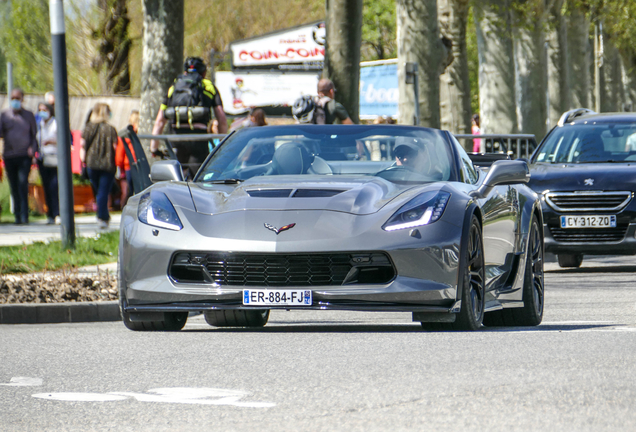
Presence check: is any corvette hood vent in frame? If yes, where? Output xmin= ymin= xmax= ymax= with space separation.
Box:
xmin=246 ymin=189 xmax=346 ymax=198
xmin=190 ymin=177 xmax=408 ymax=215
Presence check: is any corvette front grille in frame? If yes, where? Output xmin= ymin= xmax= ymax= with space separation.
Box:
xmin=545 ymin=191 xmax=632 ymax=212
xmin=549 ymin=225 xmax=629 ymax=243
xmin=169 ymin=252 xmax=396 ymax=286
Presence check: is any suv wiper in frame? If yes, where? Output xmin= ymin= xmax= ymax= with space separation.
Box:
xmin=204 ymin=178 xmax=244 ymax=184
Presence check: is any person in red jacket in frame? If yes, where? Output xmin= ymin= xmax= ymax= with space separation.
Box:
xmin=116 ymin=110 xmax=138 ymax=207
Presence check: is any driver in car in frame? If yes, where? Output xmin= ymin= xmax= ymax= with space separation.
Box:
xmin=394 ymin=139 xmax=429 ymax=171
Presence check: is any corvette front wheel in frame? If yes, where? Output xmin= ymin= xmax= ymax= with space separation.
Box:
xmin=452 ymin=215 xmax=486 ymax=330
xmin=204 ymin=310 xmax=270 ymax=327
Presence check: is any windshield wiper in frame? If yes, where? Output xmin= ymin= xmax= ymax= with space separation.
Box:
xmin=574 ymin=160 xmax=630 ymax=164
xmin=204 ymin=178 xmax=244 ymax=184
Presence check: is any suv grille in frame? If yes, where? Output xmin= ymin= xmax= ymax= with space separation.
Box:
xmin=550 ymin=225 xmax=629 ymax=243
xmin=545 ymin=191 xmax=632 ymax=212
xmin=170 ymin=252 xmax=396 ymax=286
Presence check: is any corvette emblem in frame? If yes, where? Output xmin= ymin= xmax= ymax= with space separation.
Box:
xmin=584 ymin=178 xmax=594 ymax=186
xmin=264 ymin=223 xmax=296 ymax=235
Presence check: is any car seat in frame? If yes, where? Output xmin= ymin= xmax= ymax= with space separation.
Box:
xmin=269 ymin=142 xmax=316 ymax=175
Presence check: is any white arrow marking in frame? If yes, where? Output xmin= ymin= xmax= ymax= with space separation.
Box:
xmin=0 ymin=377 xmax=43 ymax=387
xmin=31 ymin=387 xmax=275 ymax=407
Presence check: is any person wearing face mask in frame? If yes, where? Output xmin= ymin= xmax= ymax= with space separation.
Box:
xmin=80 ymin=102 xmax=118 ymax=229
xmin=36 ymin=102 xmax=59 ymax=224
xmin=0 ymin=89 xmax=38 ymax=225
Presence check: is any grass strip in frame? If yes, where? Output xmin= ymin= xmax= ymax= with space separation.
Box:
xmin=0 ymin=231 xmax=119 ymax=274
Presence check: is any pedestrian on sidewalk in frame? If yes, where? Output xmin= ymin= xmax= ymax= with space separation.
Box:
xmin=0 ymin=88 xmax=38 ymax=225
xmin=80 ymin=103 xmax=118 ymax=229
xmin=116 ymin=110 xmax=139 ymax=206
xmin=36 ymin=102 xmax=59 ymax=224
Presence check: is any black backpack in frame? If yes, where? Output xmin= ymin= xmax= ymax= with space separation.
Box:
xmin=292 ymin=95 xmax=327 ymax=124
xmin=169 ymin=72 xmax=204 ymax=109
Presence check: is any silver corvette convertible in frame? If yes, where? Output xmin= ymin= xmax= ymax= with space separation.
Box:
xmin=119 ymin=125 xmax=544 ymax=331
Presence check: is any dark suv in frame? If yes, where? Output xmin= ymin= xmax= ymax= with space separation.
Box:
xmin=527 ymin=109 xmax=636 ymax=267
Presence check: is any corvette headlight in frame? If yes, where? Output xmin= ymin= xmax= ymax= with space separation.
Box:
xmin=138 ymin=191 xmax=183 ymax=231
xmin=383 ymin=191 xmax=450 ymax=231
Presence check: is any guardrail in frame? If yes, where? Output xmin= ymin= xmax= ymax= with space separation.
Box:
xmin=454 ymin=134 xmax=538 ymax=159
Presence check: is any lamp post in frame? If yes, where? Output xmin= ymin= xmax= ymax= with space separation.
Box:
xmin=50 ymin=0 xmax=75 ymax=248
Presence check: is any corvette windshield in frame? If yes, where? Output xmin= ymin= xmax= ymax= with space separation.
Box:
xmin=535 ymin=124 xmax=636 ymax=163
xmin=196 ymin=125 xmax=454 ymax=184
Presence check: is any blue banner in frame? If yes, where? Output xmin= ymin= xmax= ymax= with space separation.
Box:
xmin=359 ymin=63 xmax=398 ymax=118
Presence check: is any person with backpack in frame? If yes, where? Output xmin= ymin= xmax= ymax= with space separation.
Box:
xmin=293 ymin=78 xmax=354 ymax=125
xmin=149 ymin=57 xmax=228 ymax=178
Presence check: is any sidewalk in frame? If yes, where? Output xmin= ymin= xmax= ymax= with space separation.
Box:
xmin=0 ymin=216 xmax=121 ymax=324
xmin=0 ymin=214 xmax=121 ymax=246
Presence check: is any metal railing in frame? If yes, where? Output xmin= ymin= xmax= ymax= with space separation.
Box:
xmin=454 ymin=134 xmax=538 ymax=159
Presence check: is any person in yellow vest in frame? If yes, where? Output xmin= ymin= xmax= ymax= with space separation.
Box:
xmin=150 ymin=57 xmax=228 ymax=178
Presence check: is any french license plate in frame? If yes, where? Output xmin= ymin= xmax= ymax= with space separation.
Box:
xmin=560 ymin=215 xmax=617 ymax=228
xmin=243 ymin=289 xmax=312 ymax=306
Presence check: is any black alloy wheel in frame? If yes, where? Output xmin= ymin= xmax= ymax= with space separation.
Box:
xmin=483 ymin=214 xmax=544 ymax=327
xmin=423 ymin=215 xmax=484 ymax=331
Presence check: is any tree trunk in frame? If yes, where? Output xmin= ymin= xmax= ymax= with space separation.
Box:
xmin=620 ymin=51 xmax=636 ymax=112
xmin=601 ymin=37 xmax=624 ymax=112
xmin=438 ymin=0 xmax=471 ymax=138
xmin=513 ymin=7 xmax=547 ymax=140
xmin=397 ymin=0 xmax=449 ymax=127
xmin=324 ymin=0 xmax=363 ymax=123
xmin=546 ymin=2 xmax=570 ymax=127
xmin=567 ymin=10 xmax=592 ymax=109
xmin=139 ymin=0 xmax=184 ymax=149
xmin=474 ymin=0 xmax=517 ymax=134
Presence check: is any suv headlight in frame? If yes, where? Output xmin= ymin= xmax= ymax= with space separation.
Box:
xmin=138 ymin=190 xmax=183 ymax=231
xmin=383 ymin=191 xmax=450 ymax=231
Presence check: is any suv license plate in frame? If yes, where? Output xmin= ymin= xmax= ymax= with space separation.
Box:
xmin=560 ymin=215 xmax=617 ymax=229
xmin=243 ymin=289 xmax=312 ymax=306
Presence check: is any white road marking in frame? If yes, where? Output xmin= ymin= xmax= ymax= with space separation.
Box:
xmin=33 ymin=393 xmax=128 ymax=402
xmin=31 ymin=387 xmax=275 ymax=407
xmin=0 ymin=377 xmax=43 ymax=387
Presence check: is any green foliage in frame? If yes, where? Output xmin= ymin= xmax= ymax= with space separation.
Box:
xmin=0 ymin=0 xmax=53 ymax=93
xmin=362 ymin=0 xmax=396 ymax=61
xmin=0 ymin=231 xmax=119 ymax=274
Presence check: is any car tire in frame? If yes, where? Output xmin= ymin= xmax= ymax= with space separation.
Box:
xmin=119 ymin=256 xmax=188 ymax=331
xmin=204 ymin=310 xmax=270 ymax=327
xmin=557 ymin=253 xmax=583 ymax=268
xmin=483 ymin=215 xmax=544 ymax=327
xmin=422 ymin=215 xmax=485 ymax=331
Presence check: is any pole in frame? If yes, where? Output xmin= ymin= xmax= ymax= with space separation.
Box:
xmin=405 ymin=62 xmax=420 ymax=125
xmin=6 ymin=62 xmax=13 ymax=96
xmin=208 ymin=49 xmax=216 ymax=85
xmin=50 ymin=0 xmax=75 ymax=248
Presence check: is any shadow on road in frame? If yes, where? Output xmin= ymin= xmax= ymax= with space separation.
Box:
xmin=547 ymin=265 xmax=636 ymax=274
xmin=181 ymin=322 xmax=616 ymax=333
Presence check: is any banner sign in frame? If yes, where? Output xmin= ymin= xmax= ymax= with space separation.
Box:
xmin=230 ymin=21 xmax=325 ymax=71
xmin=359 ymin=60 xmax=399 ymax=119
xmin=215 ymin=71 xmax=319 ymax=115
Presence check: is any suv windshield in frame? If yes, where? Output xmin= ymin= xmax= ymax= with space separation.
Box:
xmin=535 ymin=124 xmax=636 ymax=163
xmin=196 ymin=126 xmax=455 ymax=184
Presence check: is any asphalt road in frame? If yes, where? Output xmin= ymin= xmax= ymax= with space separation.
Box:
xmin=1 ymin=255 xmax=635 ymax=431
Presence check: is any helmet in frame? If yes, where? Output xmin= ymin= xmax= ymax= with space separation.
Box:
xmin=184 ymin=57 xmax=206 ymax=75
xmin=292 ymin=95 xmax=316 ymax=123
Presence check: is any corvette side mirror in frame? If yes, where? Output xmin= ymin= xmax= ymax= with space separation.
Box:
xmin=150 ymin=160 xmax=184 ymax=183
xmin=471 ymin=160 xmax=529 ymax=198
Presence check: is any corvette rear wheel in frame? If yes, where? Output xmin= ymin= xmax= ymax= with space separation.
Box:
xmin=557 ymin=253 xmax=583 ymax=268
xmin=204 ymin=310 xmax=270 ymax=327
xmin=483 ymin=215 xmax=544 ymax=327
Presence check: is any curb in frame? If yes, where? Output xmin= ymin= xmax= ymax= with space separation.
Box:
xmin=0 ymin=301 xmax=121 ymax=324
